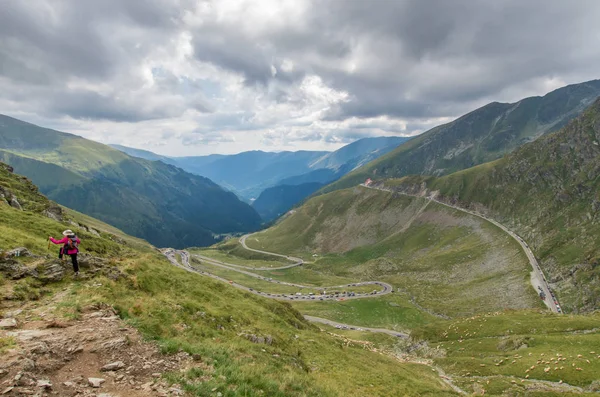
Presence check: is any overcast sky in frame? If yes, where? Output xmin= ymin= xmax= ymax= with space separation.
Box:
xmin=1 ymin=0 xmax=600 ymax=156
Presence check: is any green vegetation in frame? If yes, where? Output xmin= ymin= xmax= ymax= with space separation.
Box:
xmin=0 ymin=336 xmax=16 ymax=354
xmin=0 ymin=162 xmax=455 ymax=396
xmin=324 ymin=79 xmax=600 ymax=194
xmin=294 ymin=294 xmax=439 ymax=331
xmin=246 ymin=186 xmax=540 ymax=317
xmin=383 ymin=98 xmax=600 ymax=312
xmin=0 ymin=114 xmax=261 ymax=248
xmin=193 ymin=238 xmax=291 ymax=267
xmin=413 ymin=311 xmax=600 ymax=395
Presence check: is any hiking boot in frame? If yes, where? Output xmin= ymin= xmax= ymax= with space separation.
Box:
xmin=74 ymin=272 xmax=80 ymax=278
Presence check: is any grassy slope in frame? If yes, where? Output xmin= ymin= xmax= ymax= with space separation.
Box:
xmin=245 ymin=186 xmax=541 ymax=318
xmin=323 ymin=79 xmax=600 ymax=194
xmin=0 ymin=115 xmax=261 ymax=248
xmin=182 ymin=210 xmax=600 ymax=395
xmin=413 ymin=310 xmax=600 ymax=395
xmin=0 ymin=163 xmax=454 ymax=397
xmin=383 ymin=98 xmax=600 ymax=313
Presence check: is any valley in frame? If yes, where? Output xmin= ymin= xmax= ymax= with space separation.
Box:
xmin=3 ymin=3 xmax=600 ymax=396
xmin=3 ymin=97 xmax=600 ymax=395
xmin=0 ymin=162 xmax=458 ymax=396
xmin=241 ymin=186 xmax=541 ymax=318
xmin=157 ymin=186 xmax=600 ymax=395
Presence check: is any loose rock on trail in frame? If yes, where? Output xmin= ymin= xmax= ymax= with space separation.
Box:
xmin=0 ymin=300 xmax=194 ymax=396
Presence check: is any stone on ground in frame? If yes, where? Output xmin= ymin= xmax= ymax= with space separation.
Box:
xmin=88 ymin=377 xmax=106 ymax=388
xmin=0 ymin=318 xmax=17 ymax=329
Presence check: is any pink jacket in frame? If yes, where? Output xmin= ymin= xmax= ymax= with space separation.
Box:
xmin=50 ymin=236 xmax=80 ymax=255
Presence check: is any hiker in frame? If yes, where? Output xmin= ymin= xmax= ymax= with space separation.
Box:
xmin=49 ymin=230 xmax=81 ymax=276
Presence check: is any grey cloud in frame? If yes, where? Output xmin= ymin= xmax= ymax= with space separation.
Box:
xmin=186 ymin=0 xmax=600 ymax=121
xmin=192 ymin=34 xmax=274 ymax=86
xmin=310 ymin=0 xmax=600 ymax=119
xmin=1 ymin=0 xmax=600 ymax=146
xmin=0 ymin=0 xmax=199 ymax=122
xmin=45 ymin=90 xmax=181 ymax=122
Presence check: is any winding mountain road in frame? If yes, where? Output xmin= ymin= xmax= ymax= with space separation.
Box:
xmin=361 ymin=183 xmax=561 ymax=314
xmin=240 ymin=234 xmax=305 ymax=267
xmin=163 ymin=247 xmax=393 ymax=302
xmin=161 ymin=247 xmax=402 ymax=337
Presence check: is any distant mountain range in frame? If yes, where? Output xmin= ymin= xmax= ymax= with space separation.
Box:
xmin=111 ymin=136 xmax=409 ymax=202
xmin=0 ymin=115 xmax=261 ymax=248
xmin=325 ymin=79 xmax=600 ymax=192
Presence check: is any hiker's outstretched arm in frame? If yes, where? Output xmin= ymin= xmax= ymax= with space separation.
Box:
xmin=49 ymin=236 xmax=66 ymax=244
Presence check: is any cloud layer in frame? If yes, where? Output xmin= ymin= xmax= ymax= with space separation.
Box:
xmin=1 ymin=0 xmax=600 ymax=155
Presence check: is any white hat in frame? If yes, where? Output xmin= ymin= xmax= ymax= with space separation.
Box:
xmin=62 ymin=229 xmax=74 ymax=236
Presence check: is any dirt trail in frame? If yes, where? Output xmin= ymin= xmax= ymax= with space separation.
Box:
xmin=0 ymin=290 xmax=198 ymax=397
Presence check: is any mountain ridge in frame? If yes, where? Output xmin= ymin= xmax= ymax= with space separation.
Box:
xmin=112 ymin=136 xmax=409 ymax=201
xmin=323 ymin=79 xmax=600 ymax=193
xmin=0 ymin=114 xmax=261 ymax=248
xmin=380 ymin=97 xmax=600 ymax=312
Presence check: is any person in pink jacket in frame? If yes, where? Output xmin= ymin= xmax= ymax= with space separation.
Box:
xmin=49 ymin=229 xmax=81 ymax=276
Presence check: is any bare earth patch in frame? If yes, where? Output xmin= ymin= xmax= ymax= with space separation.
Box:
xmin=0 ymin=295 xmax=201 ymax=397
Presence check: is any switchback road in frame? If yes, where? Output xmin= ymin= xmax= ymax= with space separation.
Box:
xmin=361 ymin=184 xmax=561 ymax=313
xmin=161 ymin=248 xmax=406 ymax=337
xmin=163 ymin=248 xmax=393 ymax=302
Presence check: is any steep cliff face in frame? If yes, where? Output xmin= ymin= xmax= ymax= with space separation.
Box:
xmin=385 ymin=98 xmax=600 ymax=312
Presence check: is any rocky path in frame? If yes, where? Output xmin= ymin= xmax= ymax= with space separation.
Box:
xmin=1 ymin=300 xmax=192 ymax=397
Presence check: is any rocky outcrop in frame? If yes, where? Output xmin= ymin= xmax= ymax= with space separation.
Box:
xmin=5 ymin=247 xmax=32 ymax=258
xmin=9 ymin=196 xmax=22 ymax=210
xmin=42 ymin=204 xmax=63 ymax=221
xmin=0 ymin=249 xmax=123 ymax=283
xmin=0 ymin=260 xmax=32 ymax=280
xmin=240 ymin=333 xmax=274 ymax=345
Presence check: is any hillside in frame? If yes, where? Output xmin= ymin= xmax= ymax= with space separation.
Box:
xmin=382 ymin=97 xmax=600 ymax=313
xmin=252 ymin=182 xmax=324 ymax=222
xmin=245 ymin=186 xmax=540 ymax=318
xmin=325 ymin=79 xmax=600 ymax=192
xmin=0 ymin=162 xmax=457 ymax=396
xmin=0 ymin=115 xmax=261 ymax=248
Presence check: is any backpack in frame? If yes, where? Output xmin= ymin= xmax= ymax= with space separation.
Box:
xmin=65 ymin=236 xmax=79 ymax=251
